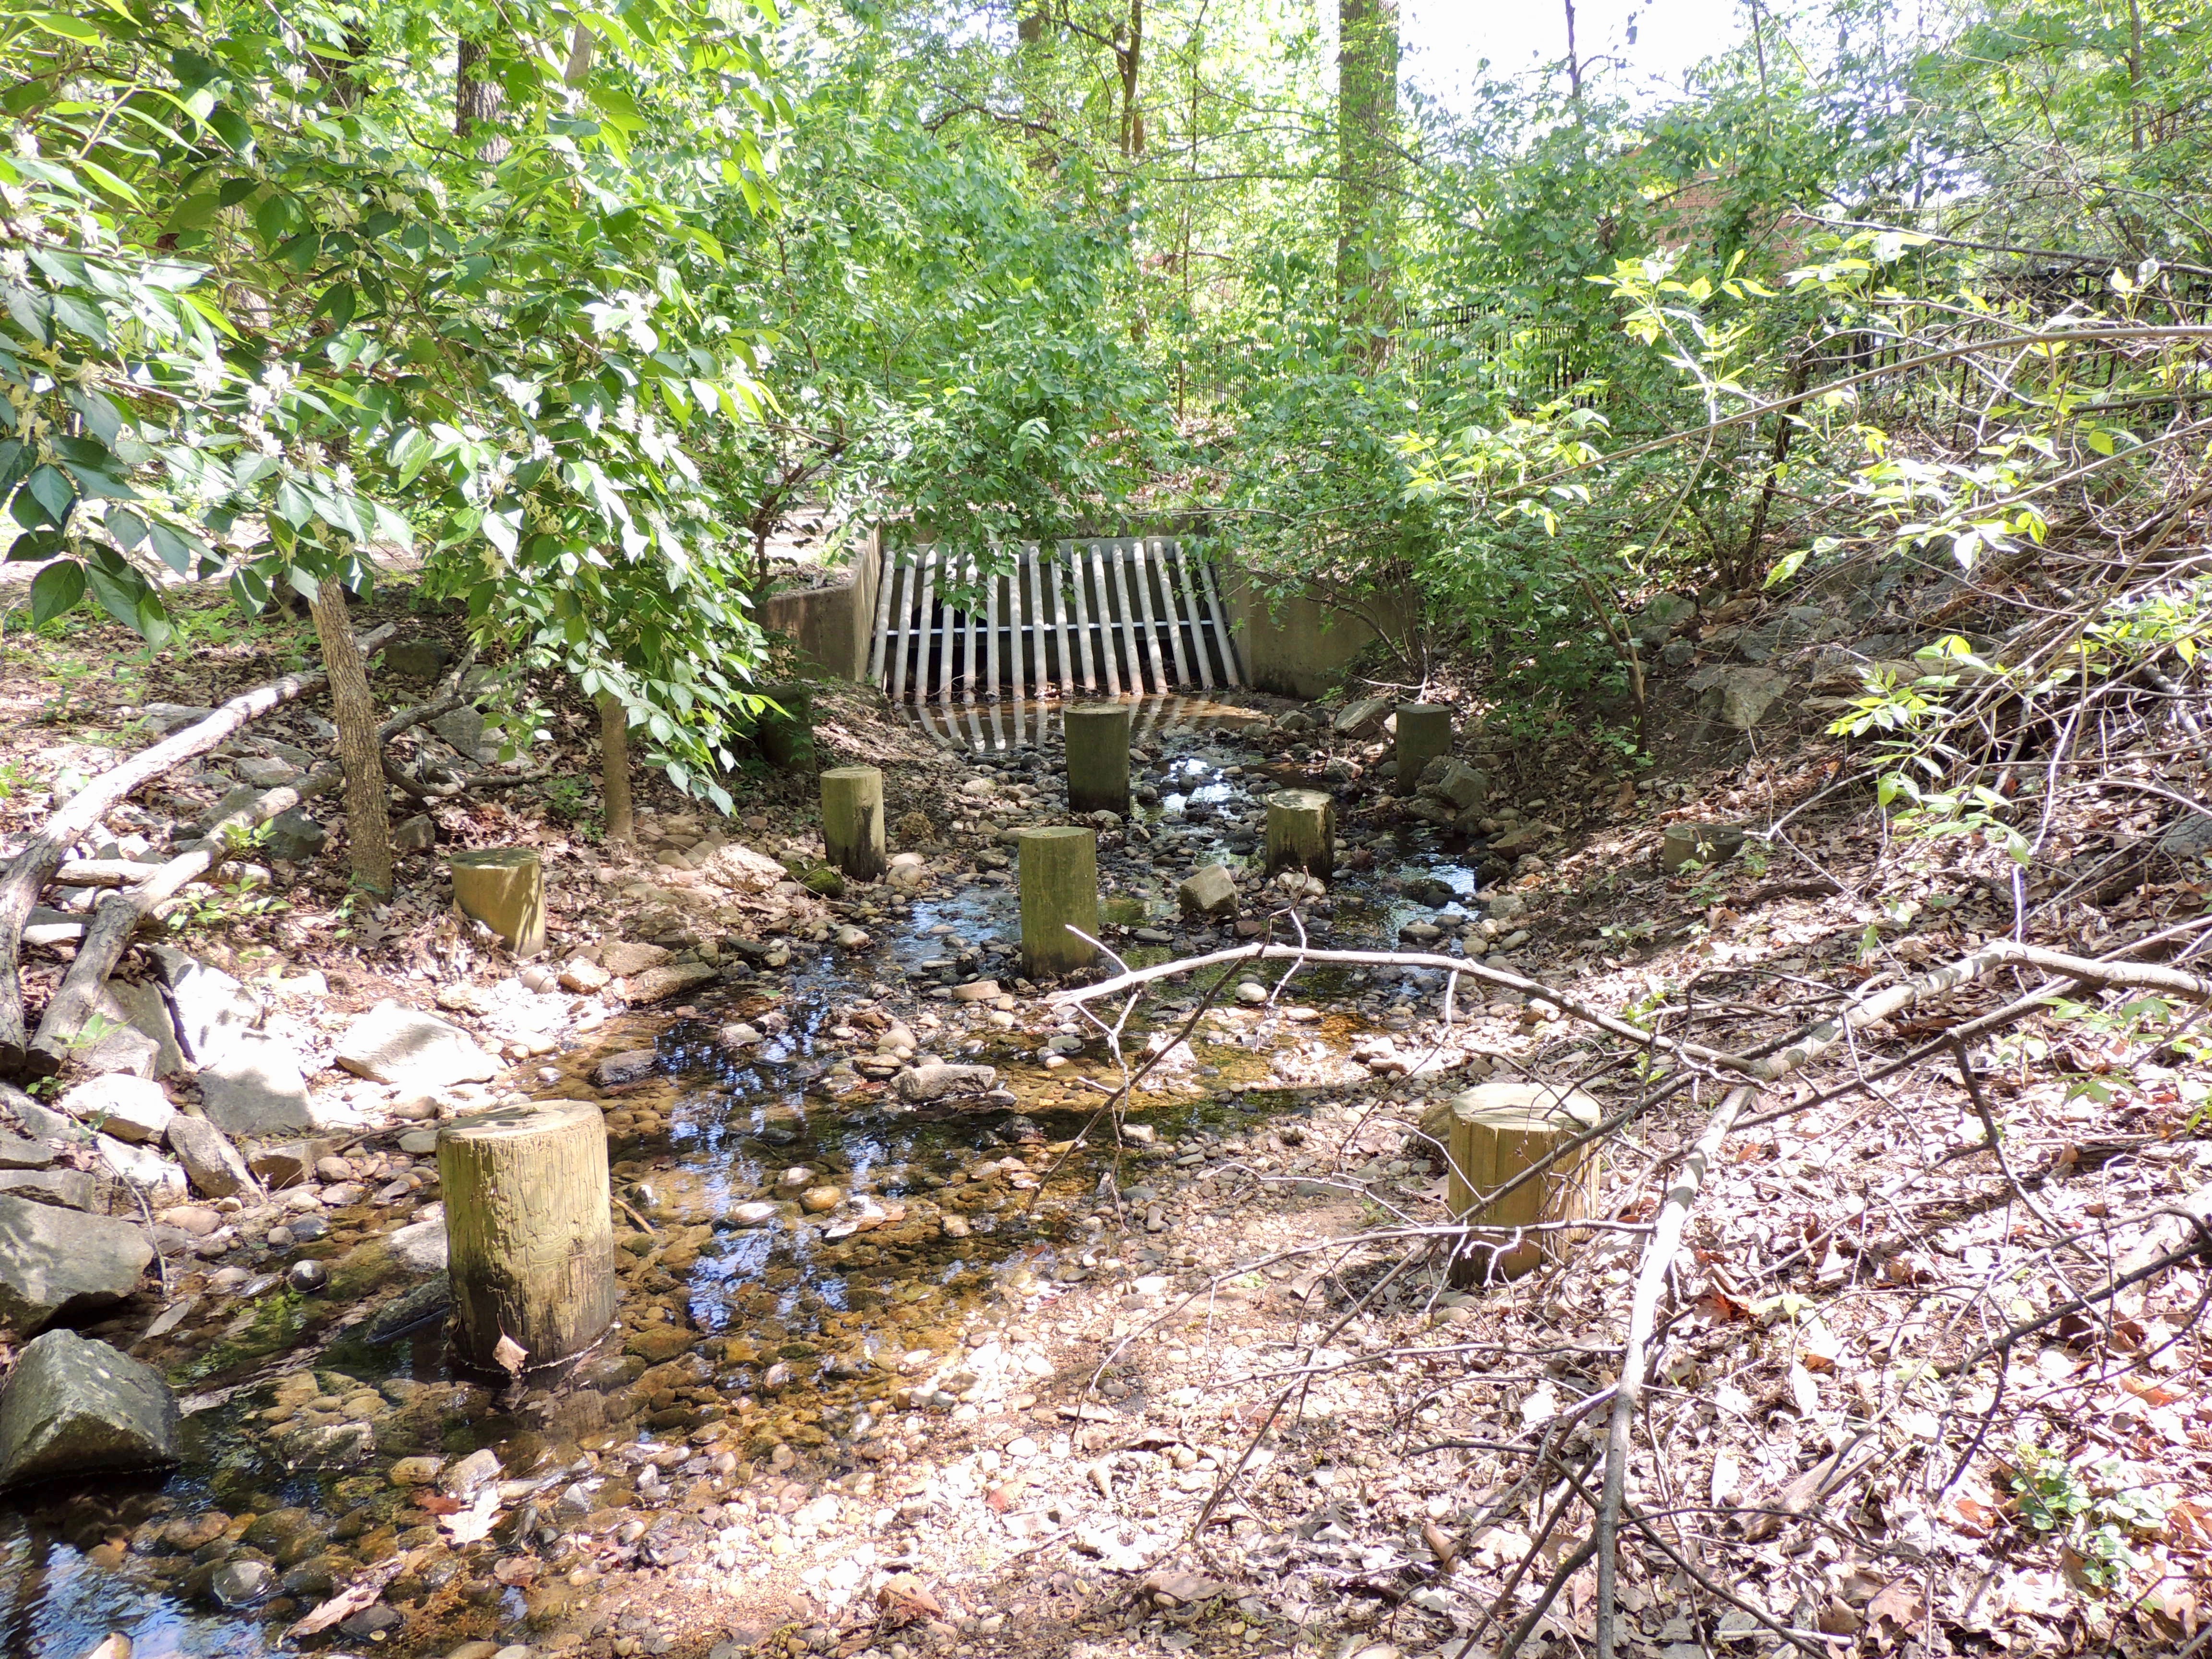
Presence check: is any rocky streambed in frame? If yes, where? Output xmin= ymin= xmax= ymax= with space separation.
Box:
xmin=0 ymin=693 xmax=1537 ymax=1659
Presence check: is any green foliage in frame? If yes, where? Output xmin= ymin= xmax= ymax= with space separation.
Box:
xmin=2004 ymin=1446 xmax=2167 ymax=1590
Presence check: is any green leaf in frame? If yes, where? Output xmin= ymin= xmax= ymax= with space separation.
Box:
xmin=27 ymin=12 xmax=103 ymax=42
xmin=145 ymin=520 xmax=199 ymax=575
xmin=25 ymin=465 xmax=74 ymax=523
xmin=29 ymin=560 xmax=86 ymax=627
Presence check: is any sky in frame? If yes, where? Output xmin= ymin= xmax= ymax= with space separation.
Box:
xmin=1400 ymin=0 xmax=1752 ymax=112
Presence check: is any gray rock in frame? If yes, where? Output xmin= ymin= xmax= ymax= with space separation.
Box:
xmin=211 ymin=1558 xmax=276 ymax=1609
xmin=265 ymin=809 xmax=326 ymax=862
xmin=197 ymin=1031 xmax=319 ymax=1135
xmin=192 ymin=783 xmax=267 ymax=836
xmin=1660 ymin=637 xmax=1696 ymax=669
xmin=58 ymin=1074 xmax=173 ymax=1145
xmin=386 ymin=1208 xmax=447 ymax=1274
xmin=1423 ymin=761 xmax=1490 ymax=812
xmin=0 ymin=1194 xmax=152 ymax=1331
xmin=432 ymin=707 xmax=495 ymax=761
xmin=393 ymin=815 xmax=437 ymax=853
xmin=144 ymin=945 xmax=262 ymax=1070
xmin=165 ymin=1115 xmax=253 ymax=1199
xmin=248 ymin=1139 xmax=335 ymax=1189
xmin=0 ymin=1086 xmax=75 ymax=1145
xmin=1632 ymin=591 xmax=1698 ymax=647
xmin=592 ymin=1048 xmax=659 ymax=1089
xmin=94 ymin=1134 xmax=187 ymax=1205
xmin=380 ymin=637 xmax=453 ymax=685
xmin=2159 ymin=811 xmax=2212 ymax=860
xmin=232 ymin=755 xmax=298 ymax=788
xmin=77 ymin=1019 xmax=160 ymax=1080
xmin=141 ymin=702 xmax=214 ymax=734
xmin=894 ymin=1064 xmax=999 ymax=1103
xmin=0 ymin=1170 xmax=96 ymax=1211
xmin=335 ymin=1001 xmax=499 ymax=1091
xmin=1333 ymin=697 xmax=1392 ymax=739
xmin=440 ymin=1445 xmax=502 ymax=1501
xmin=0 ymin=1328 xmax=180 ymax=1488
xmin=1695 ymin=668 xmax=1788 ymax=730
xmin=104 ymin=980 xmax=186 ymax=1078
xmin=1178 ymin=864 xmax=1238 ymax=918
xmin=0 ymin=1135 xmax=52 ymax=1171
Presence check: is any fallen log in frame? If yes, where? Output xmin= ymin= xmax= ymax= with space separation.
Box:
xmin=0 ymin=625 xmax=395 ymax=1072
xmin=51 ymin=860 xmax=165 ymax=888
xmin=21 ymin=687 xmax=463 ymax=1077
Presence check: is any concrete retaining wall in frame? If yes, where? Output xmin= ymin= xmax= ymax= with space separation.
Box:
xmin=758 ymin=528 xmax=882 ymax=681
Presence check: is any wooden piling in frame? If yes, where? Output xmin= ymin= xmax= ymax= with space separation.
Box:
xmin=440 ymin=1100 xmax=617 ymax=1372
xmin=1018 ymin=826 xmax=1099 ymax=977
xmin=1395 ymin=703 xmax=1454 ymax=795
xmin=821 ymin=766 xmax=886 ymax=881
xmin=448 ymin=848 xmax=547 ymax=958
xmin=1263 ymin=789 xmax=1335 ymax=881
xmin=1435 ymin=1083 xmax=1603 ymax=1281
xmin=1064 ymin=703 xmax=1133 ymax=816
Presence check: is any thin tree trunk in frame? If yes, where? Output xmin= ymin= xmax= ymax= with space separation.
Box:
xmin=1119 ymin=0 xmax=1145 ymax=156
xmin=1336 ymin=0 xmax=1400 ymax=326
xmin=307 ymin=575 xmax=394 ymax=896
xmin=598 ymin=693 xmax=635 ymax=845
xmin=456 ymin=37 xmax=510 ymax=161
xmin=1563 ymin=0 xmax=1581 ymax=100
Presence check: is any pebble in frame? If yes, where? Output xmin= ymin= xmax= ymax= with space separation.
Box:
xmin=1235 ymin=982 xmax=1269 ymax=1005
xmin=286 ymin=1259 xmax=329 ymax=1295
xmin=211 ymin=1559 xmax=275 ymax=1608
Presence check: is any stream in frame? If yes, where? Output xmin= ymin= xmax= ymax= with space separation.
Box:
xmin=0 ymin=695 xmax=1498 ymax=1659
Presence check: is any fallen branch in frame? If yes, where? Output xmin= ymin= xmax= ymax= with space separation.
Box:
xmin=0 ymin=622 xmax=395 ymax=1071
xmin=22 ymin=687 xmax=462 ymax=1075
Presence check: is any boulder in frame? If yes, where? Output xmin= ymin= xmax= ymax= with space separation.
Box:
xmin=380 ymin=637 xmax=452 ymax=685
xmin=1695 ymin=667 xmax=1788 ymax=730
xmin=385 ymin=1214 xmax=448 ymax=1275
xmin=165 ymin=1116 xmax=253 ymax=1200
xmin=58 ymin=1075 xmax=173 ymax=1144
xmin=558 ymin=957 xmax=611 ymax=994
xmin=248 ymin=1138 xmax=336 ymax=1190
xmin=432 ymin=706 xmax=493 ymax=761
xmin=265 ymin=809 xmax=327 ymax=862
xmin=0 ymin=1084 xmax=73 ymax=1143
xmin=144 ymin=945 xmax=262 ymax=1070
xmin=697 ymin=842 xmax=788 ymax=893
xmin=0 ymin=1328 xmax=180 ymax=1488
xmin=94 ymin=1135 xmax=187 ymax=1205
xmin=0 ymin=1195 xmax=152 ymax=1331
xmin=232 ymin=755 xmax=298 ymax=788
xmin=141 ymin=702 xmax=213 ymax=735
xmin=895 ymin=1064 xmax=998 ymax=1103
xmin=335 ymin=1001 xmax=499 ymax=1091
xmin=104 ymin=981 xmax=186 ymax=1078
xmin=1423 ymin=761 xmax=1491 ymax=813
xmin=78 ymin=1018 xmax=161 ymax=1081
xmin=600 ymin=941 xmax=672 ymax=978
xmin=393 ymin=815 xmax=437 ymax=853
xmin=592 ymin=1049 xmax=659 ymax=1089
xmin=1177 ymin=864 xmax=1239 ymax=919
xmin=1632 ymin=591 xmax=1698 ymax=647
xmin=0 ymin=1170 xmax=96 ymax=1211
xmin=198 ymin=1031 xmax=319 ymax=1135
xmin=1333 ymin=697 xmax=1392 ymax=739
xmin=0 ymin=1135 xmax=53 ymax=1171
xmin=618 ymin=963 xmax=718 ymax=1005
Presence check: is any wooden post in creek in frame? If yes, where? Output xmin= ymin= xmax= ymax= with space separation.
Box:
xmin=1018 ymin=826 xmax=1099 ymax=977
xmin=821 ymin=765 xmax=887 ymax=881
xmin=1263 ymin=789 xmax=1335 ymax=881
xmin=1395 ymin=703 xmax=1453 ymax=795
xmin=1063 ymin=704 xmax=1132 ymax=817
xmin=440 ymin=1101 xmax=617 ymax=1373
xmin=448 ymin=848 xmax=547 ymax=958
xmin=1435 ymin=1082 xmax=1602 ymax=1282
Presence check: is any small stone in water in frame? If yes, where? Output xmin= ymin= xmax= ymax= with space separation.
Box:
xmin=211 ymin=1558 xmax=276 ymax=1608
xmin=729 ymin=1202 xmax=778 ymax=1227
xmin=288 ymin=1214 xmax=328 ymax=1242
xmin=1235 ymin=982 xmax=1269 ymax=1005
xmin=286 ymin=1259 xmax=329 ymax=1295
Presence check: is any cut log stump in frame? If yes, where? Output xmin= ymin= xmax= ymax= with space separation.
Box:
xmin=449 ymin=849 xmax=546 ymax=958
xmin=820 ymin=766 xmax=886 ymax=882
xmin=1018 ymin=826 xmax=1100 ymax=977
xmin=1063 ymin=704 xmax=1132 ymax=816
xmin=439 ymin=1101 xmax=616 ymax=1373
xmin=1263 ymin=789 xmax=1335 ymax=881
xmin=1395 ymin=703 xmax=1453 ymax=795
xmin=1428 ymin=1082 xmax=1603 ymax=1282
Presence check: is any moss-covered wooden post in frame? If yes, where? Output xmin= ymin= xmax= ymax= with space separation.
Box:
xmin=1018 ymin=826 xmax=1099 ymax=976
xmin=1063 ymin=703 xmax=1131 ymax=816
xmin=757 ymin=680 xmax=816 ymax=774
xmin=821 ymin=765 xmax=886 ymax=881
xmin=448 ymin=848 xmax=547 ymax=958
xmin=1437 ymin=1082 xmax=1602 ymax=1282
xmin=439 ymin=1100 xmax=616 ymax=1371
xmin=1395 ymin=703 xmax=1453 ymax=795
xmin=1263 ymin=789 xmax=1335 ymax=881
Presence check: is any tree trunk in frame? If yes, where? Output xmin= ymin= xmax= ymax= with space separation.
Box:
xmin=0 ymin=624 xmax=393 ymax=1072
xmin=439 ymin=1101 xmax=616 ymax=1373
xmin=597 ymin=694 xmax=634 ymax=845
xmin=307 ymin=575 xmax=393 ymax=897
xmin=1119 ymin=0 xmax=1145 ymax=156
xmin=1336 ymin=0 xmax=1400 ymax=322
xmin=456 ymin=37 xmax=510 ymax=161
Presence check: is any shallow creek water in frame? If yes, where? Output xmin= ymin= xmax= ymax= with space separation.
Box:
xmin=1 ymin=696 xmax=1496 ymax=1659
